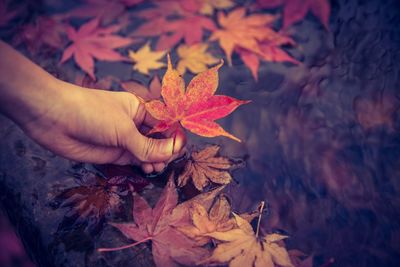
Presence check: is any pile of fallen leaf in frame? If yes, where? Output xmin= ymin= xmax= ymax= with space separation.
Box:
xmin=4 ymin=0 xmax=331 ymax=83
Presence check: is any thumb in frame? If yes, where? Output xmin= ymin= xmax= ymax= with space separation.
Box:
xmin=125 ymin=126 xmax=175 ymax=163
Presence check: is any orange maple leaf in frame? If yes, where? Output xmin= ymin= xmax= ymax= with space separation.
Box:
xmin=145 ymin=55 xmax=250 ymax=142
xmin=210 ymin=7 xmax=277 ymax=65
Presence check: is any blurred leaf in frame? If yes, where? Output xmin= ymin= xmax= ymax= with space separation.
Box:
xmin=176 ymin=43 xmax=219 ymax=75
xmin=128 ymin=43 xmax=166 ymax=75
xmin=121 ymin=75 xmax=161 ymax=101
xmin=256 ymin=0 xmax=331 ymax=30
xmin=60 ymin=18 xmax=133 ymax=79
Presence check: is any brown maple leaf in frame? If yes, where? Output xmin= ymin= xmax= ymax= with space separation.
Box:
xmin=177 ymin=194 xmax=259 ymax=245
xmin=201 ymin=206 xmax=294 ymax=267
xmin=98 ymin=177 xmax=209 ymax=267
xmin=178 ymin=145 xmax=243 ymax=191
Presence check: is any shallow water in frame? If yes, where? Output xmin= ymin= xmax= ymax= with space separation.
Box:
xmin=0 ymin=0 xmax=400 ymax=266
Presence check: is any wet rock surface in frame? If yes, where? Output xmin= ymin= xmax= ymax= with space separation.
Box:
xmin=1 ymin=0 xmax=400 ymax=266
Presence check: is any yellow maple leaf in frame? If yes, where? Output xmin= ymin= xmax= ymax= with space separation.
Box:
xmin=200 ymin=0 xmax=235 ymax=15
xmin=176 ymin=43 xmax=219 ymax=75
xmin=128 ymin=43 xmax=166 ymax=75
xmin=201 ymin=206 xmax=294 ymax=267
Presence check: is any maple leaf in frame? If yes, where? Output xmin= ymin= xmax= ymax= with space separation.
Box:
xmin=173 ymin=0 xmax=235 ymax=15
xmin=98 ymin=177 xmax=209 ymax=267
xmin=256 ymin=0 xmax=331 ymax=30
xmin=128 ymin=43 xmax=166 ymax=75
xmin=14 ymin=16 xmax=67 ymax=55
xmin=51 ymin=166 xmax=148 ymax=236
xmin=60 ymin=18 xmax=133 ymax=79
xmin=236 ymin=34 xmax=299 ymax=80
xmin=210 ymin=7 xmax=278 ymax=65
xmin=202 ymin=212 xmax=294 ymax=267
xmin=176 ymin=43 xmax=219 ymax=75
xmin=132 ymin=8 xmax=216 ymax=51
xmin=199 ymin=0 xmax=236 ymax=15
xmin=177 ymin=194 xmax=259 ymax=245
xmin=178 ymin=145 xmax=243 ymax=191
xmin=121 ymin=75 xmax=161 ymax=101
xmin=145 ymin=55 xmax=250 ymax=141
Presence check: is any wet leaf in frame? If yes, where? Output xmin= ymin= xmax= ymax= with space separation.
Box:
xmin=256 ymin=0 xmax=331 ymax=30
xmin=210 ymin=7 xmax=277 ymax=65
xmin=210 ymin=7 xmax=297 ymax=80
xmin=236 ymin=35 xmax=299 ymax=80
xmin=199 ymin=0 xmax=236 ymax=15
xmin=99 ymin=177 xmax=209 ymax=267
xmin=145 ymin=56 xmax=250 ymax=141
xmin=131 ymin=2 xmax=215 ymax=50
xmin=52 ymin=166 xmax=148 ymax=235
xmin=121 ymin=75 xmax=161 ymax=101
xmin=178 ymin=145 xmax=243 ymax=191
xmin=128 ymin=43 xmax=166 ymax=75
xmin=60 ymin=18 xmax=133 ymax=79
xmin=202 ymin=214 xmax=294 ymax=267
xmin=176 ymin=43 xmax=219 ymax=75
xmin=177 ymin=194 xmax=259 ymax=245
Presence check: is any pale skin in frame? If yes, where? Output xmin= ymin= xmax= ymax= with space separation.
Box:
xmin=0 ymin=41 xmax=185 ymax=174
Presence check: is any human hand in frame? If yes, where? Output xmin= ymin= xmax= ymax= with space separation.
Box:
xmin=21 ymin=80 xmax=185 ymax=173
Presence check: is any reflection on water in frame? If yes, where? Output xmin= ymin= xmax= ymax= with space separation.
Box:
xmin=0 ymin=0 xmax=399 ymax=266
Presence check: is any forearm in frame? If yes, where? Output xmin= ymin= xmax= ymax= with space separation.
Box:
xmin=0 ymin=40 xmax=65 ymax=127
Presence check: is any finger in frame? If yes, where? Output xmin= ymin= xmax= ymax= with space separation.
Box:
xmin=153 ymin=162 xmax=165 ymax=173
xmin=141 ymin=163 xmax=154 ymax=174
xmin=125 ymin=124 xmax=174 ymax=163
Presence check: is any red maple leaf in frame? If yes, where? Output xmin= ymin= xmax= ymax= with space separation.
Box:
xmin=236 ymin=33 xmax=300 ymax=80
xmin=145 ymin=56 xmax=249 ymax=142
xmin=131 ymin=2 xmax=215 ymax=50
xmin=14 ymin=16 xmax=67 ymax=55
xmin=60 ymin=18 xmax=134 ymax=79
xmin=256 ymin=0 xmax=331 ymax=30
xmin=98 ymin=178 xmax=209 ymax=267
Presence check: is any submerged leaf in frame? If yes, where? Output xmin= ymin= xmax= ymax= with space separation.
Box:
xmin=176 ymin=43 xmax=219 ymax=75
xmin=256 ymin=0 xmax=331 ymax=30
xmin=100 ymin=177 xmax=208 ymax=267
xmin=60 ymin=18 xmax=133 ymax=79
xmin=178 ymin=145 xmax=243 ymax=191
xmin=202 ymin=214 xmax=294 ymax=267
xmin=128 ymin=43 xmax=166 ymax=75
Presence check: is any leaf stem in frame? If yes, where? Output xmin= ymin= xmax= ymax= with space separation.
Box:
xmin=97 ymin=236 xmax=152 ymax=253
xmin=255 ymin=201 xmax=265 ymax=238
